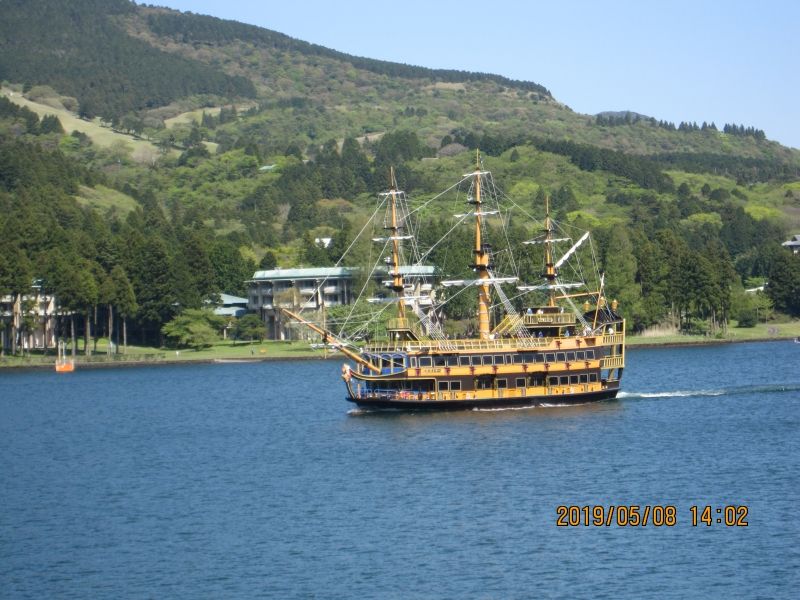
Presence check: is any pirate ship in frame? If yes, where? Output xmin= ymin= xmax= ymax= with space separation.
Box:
xmin=282 ymin=156 xmax=625 ymax=410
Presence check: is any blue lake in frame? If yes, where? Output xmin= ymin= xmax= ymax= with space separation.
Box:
xmin=1 ymin=341 xmax=799 ymax=598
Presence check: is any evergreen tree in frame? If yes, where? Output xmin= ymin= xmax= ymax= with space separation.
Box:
xmin=766 ymin=250 xmax=800 ymax=317
xmin=126 ymin=235 xmax=175 ymax=345
xmin=39 ymin=114 xmax=64 ymax=134
xmin=601 ymin=227 xmax=643 ymax=329
xmin=301 ymin=233 xmax=333 ymax=266
xmin=109 ymin=265 xmax=137 ymax=353
xmin=260 ymin=250 xmax=278 ymax=270
xmin=340 ymin=137 xmax=370 ymax=194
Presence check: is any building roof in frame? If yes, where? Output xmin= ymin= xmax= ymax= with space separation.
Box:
xmin=251 ymin=265 xmax=438 ymax=282
xmin=214 ymin=306 xmax=248 ymax=317
xmin=219 ymin=293 xmax=248 ymax=305
xmin=782 ymin=234 xmax=800 ymax=247
xmin=251 ymin=267 xmax=357 ymax=281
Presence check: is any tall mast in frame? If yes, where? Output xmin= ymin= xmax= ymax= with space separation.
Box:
xmin=543 ymin=194 xmax=557 ymax=307
xmin=375 ymin=168 xmax=419 ymax=342
xmin=388 ymin=167 xmax=405 ymax=320
xmin=472 ymin=151 xmax=492 ymax=339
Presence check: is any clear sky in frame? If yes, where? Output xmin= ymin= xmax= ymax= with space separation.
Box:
xmin=150 ymin=0 xmax=799 ymax=149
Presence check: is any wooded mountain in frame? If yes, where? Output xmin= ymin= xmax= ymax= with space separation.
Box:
xmin=0 ymin=0 xmax=256 ymax=118
xmin=1 ymin=1 xmax=796 ymax=160
xmin=1 ymin=0 xmax=799 ymax=352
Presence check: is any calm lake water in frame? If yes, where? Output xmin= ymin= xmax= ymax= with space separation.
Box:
xmin=1 ymin=341 xmax=799 ymax=599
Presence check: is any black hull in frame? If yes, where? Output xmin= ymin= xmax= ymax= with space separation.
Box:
xmin=347 ymin=386 xmax=619 ymax=411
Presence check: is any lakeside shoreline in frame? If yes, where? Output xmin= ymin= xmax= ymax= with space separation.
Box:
xmin=2 ymin=332 xmax=797 ymax=372
xmin=627 ymin=336 xmax=794 ymax=349
xmin=0 ymin=350 xmax=340 ymax=373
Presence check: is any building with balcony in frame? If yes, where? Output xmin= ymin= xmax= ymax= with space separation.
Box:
xmin=248 ymin=266 xmax=438 ymax=340
xmin=1 ymin=291 xmax=57 ymax=353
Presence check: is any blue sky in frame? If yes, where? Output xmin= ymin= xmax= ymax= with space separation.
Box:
xmin=151 ymin=0 xmax=799 ymax=149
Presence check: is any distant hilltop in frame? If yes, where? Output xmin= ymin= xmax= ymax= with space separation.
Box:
xmin=596 ymin=111 xmax=653 ymax=121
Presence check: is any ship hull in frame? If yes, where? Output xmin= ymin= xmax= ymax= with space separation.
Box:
xmin=347 ymin=385 xmax=619 ymax=411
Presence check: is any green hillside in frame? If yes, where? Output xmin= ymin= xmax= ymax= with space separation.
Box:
xmin=1 ymin=0 xmax=799 ymax=353
xmin=3 ymin=2 xmax=797 ymax=166
xmin=120 ymin=6 xmax=797 ymax=168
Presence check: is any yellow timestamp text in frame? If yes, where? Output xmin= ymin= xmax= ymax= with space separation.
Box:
xmin=556 ymin=505 xmax=749 ymax=527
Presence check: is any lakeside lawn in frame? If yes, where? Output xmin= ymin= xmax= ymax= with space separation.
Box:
xmin=2 ymin=320 xmax=798 ymax=369
xmin=628 ymin=320 xmax=800 ymax=346
xmin=164 ymin=340 xmax=327 ymax=361
xmin=0 ymin=339 xmax=327 ymax=369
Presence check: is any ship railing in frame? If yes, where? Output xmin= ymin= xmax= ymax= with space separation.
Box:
xmin=363 ymin=336 xmax=552 ymax=353
xmin=601 ymin=356 xmax=624 ymax=368
xmin=601 ymin=333 xmax=625 ymax=345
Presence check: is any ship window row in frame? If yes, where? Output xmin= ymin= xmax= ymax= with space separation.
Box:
xmin=437 ymin=381 xmax=462 ymax=392
xmin=479 ymin=374 xmax=595 ymax=389
xmin=366 ymin=380 xmax=434 ymax=392
xmin=412 ymin=350 xmax=595 ymax=368
xmin=380 ymin=356 xmax=405 ymax=370
xmin=549 ymin=374 xmax=598 ymax=386
xmin=364 ymin=374 xmax=597 ymax=394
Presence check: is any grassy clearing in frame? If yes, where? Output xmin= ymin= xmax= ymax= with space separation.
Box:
xmin=1 ymin=87 xmax=161 ymax=162
xmin=76 ymin=185 xmax=139 ymax=216
xmin=164 ymin=340 xmax=325 ymax=361
xmin=629 ymin=320 xmax=800 ymax=346
xmin=0 ymin=339 xmax=326 ymax=369
xmin=163 ymin=107 xmax=223 ymax=129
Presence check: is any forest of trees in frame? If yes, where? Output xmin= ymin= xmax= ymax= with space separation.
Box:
xmin=0 ymin=108 xmax=255 ymax=354
xmin=0 ymin=0 xmax=256 ymax=120
xmin=444 ymin=128 xmax=798 ymax=186
xmin=0 ymin=0 xmax=550 ymax=124
xmin=651 ymin=152 xmax=800 ymax=184
xmin=593 ymin=113 xmax=767 ymax=142
xmin=446 ymin=129 xmax=675 ymax=191
xmin=3 ymin=91 xmax=799 ymax=356
xmin=143 ymin=10 xmax=551 ymax=96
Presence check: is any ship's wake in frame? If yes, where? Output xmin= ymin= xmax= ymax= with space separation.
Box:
xmin=619 ymin=383 xmax=800 ymax=400
xmin=471 ymin=402 xmax=596 ymax=412
xmin=473 ymin=404 xmax=542 ymax=412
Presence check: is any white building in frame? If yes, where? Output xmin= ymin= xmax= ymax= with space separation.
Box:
xmin=782 ymin=234 xmax=800 ymax=254
xmin=247 ymin=266 xmax=437 ymax=340
xmin=0 ymin=291 xmax=57 ymax=353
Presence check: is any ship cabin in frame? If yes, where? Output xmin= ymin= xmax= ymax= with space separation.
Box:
xmin=520 ymin=304 xmax=583 ymax=338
